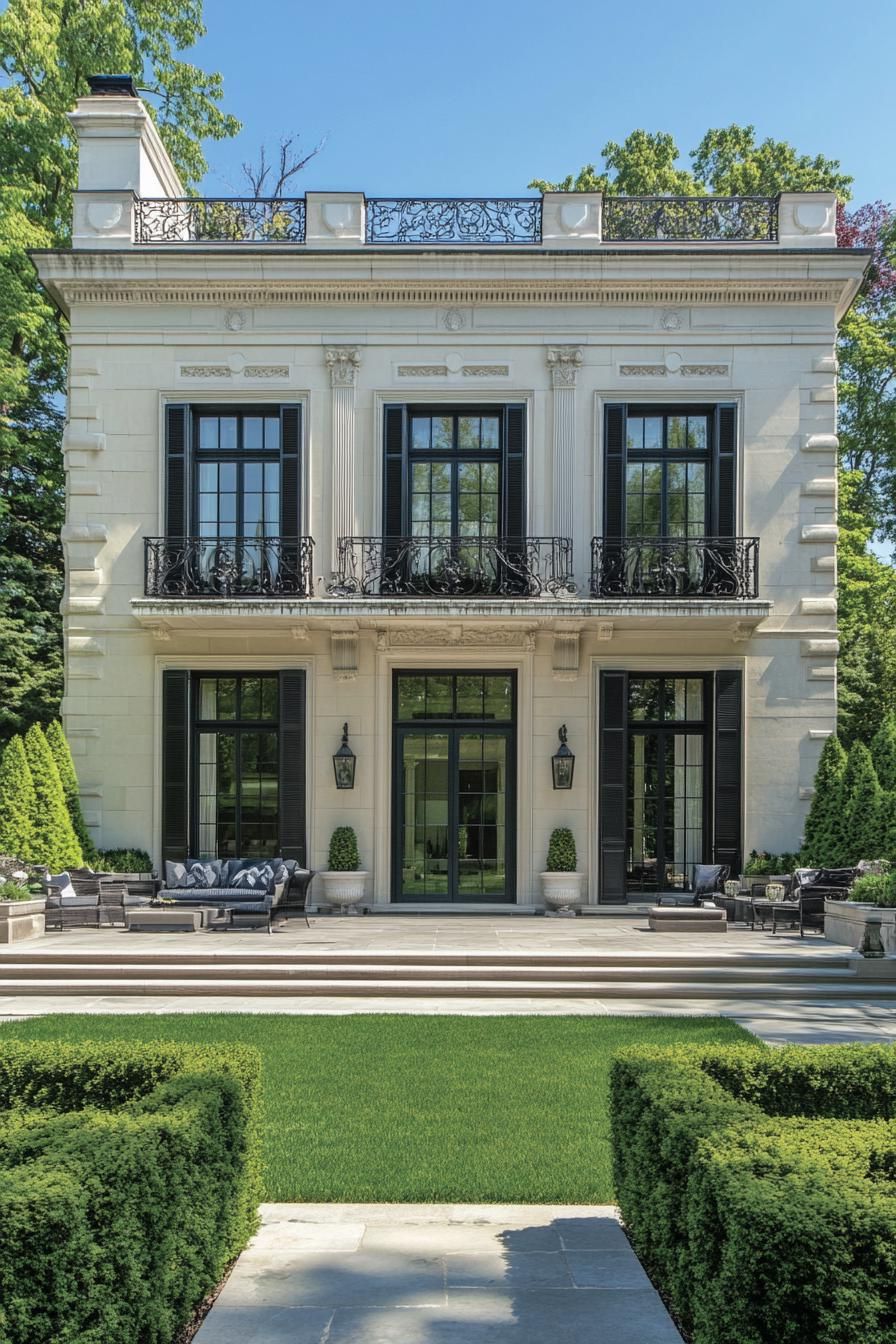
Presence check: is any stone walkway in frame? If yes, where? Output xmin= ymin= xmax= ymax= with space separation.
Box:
xmin=194 ymin=1203 xmax=683 ymax=1344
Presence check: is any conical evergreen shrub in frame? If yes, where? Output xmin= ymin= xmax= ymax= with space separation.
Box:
xmin=45 ymin=720 xmax=96 ymax=863
xmin=875 ymin=790 xmax=896 ymax=867
xmin=871 ymin=714 xmax=896 ymax=793
xmin=0 ymin=736 xmax=37 ymax=862
xmin=842 ymin=742 xmax=882 ymax=864
xmin=22 ymin=725 xmax=83 ymax=871
xmin=802 ymin=734 xmax=848 ymax=866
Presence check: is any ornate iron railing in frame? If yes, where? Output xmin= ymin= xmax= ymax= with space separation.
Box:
xmin=603 ymin=196 xmax=777 ymax=243
xmin=365 ymin=198 xmax=542 ymax=245
xmin=591 ymin=537 xmax=759 ymax=599
xmin=145 ymin=537 xmax=314 ymax=597
xmin=328 ymin=536 xmax=575 ymax=598
xmin=135 ymin=197 xmax=306 ymax=244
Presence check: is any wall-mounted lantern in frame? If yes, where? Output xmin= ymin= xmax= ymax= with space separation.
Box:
xmin=551 ymin=724 xmax=575 ymax=790
xmin=333 ymin=722 xmax=356 ymax=789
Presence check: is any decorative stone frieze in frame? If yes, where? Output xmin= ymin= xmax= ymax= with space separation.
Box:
xmin=377 ymin=626 xmax=537 ymax=650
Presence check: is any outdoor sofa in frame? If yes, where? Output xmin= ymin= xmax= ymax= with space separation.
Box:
xmin=158 ymin=858 xmax=313 ymax=931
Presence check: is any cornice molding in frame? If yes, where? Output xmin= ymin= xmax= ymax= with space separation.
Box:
xmin=55 ymin=278 xmax=846 ymax=308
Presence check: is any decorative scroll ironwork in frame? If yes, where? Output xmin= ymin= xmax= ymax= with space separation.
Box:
xmin=366 ymin=198 xmax=542 ymax=245
xmin=135 ymin=198 xmax=306 ymax=244
xmin=603 ymin=197 xmax=777 ymax=243
xmin=328 ymin=536 xmax=575 ymax=598
xmin=145 ymin=537 xmax=314 ymax=597
xmin=591 ymin=537 xmax=759 ymax=599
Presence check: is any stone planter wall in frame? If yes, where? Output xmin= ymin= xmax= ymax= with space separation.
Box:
xmin=824 ymin=899 xmax=896 ymax=954
xmin=0 ymin=898 xmax=46 ymax=944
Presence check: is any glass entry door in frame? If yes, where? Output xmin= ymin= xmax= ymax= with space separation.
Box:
xmin=393 ymin=672 xmax=515 ymax=902
xmin=625 ymin=676 xmax=710 ymax=895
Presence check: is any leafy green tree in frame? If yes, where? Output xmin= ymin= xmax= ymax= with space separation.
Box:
xmin=22 ymin=724 xmax=83 ymax=871
xmin=842 ymin=741 xmax=883 ymax=861
xmin=837 ymin=472 xmax=896 ymax=743
xmin=802 ymin=734 xmax=848 ymax=865
xmin=0 ymin=734 xmax=36 ymax=860
xmin=0 ymin=1 xmax=240 ymax=746
xmin=45 ymin=720 xmax=95 ymax=863
xmin=530 ymin=124 xmax=852 ymax=200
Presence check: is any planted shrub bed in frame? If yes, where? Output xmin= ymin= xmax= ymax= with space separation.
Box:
xmin=0 ymin=1039 xmax=261 ymax=1344
xmin=611 ymin=1043 xmax=896 ymax=1344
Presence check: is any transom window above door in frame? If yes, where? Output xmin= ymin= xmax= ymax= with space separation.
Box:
xmin=410 ymin=414 xmax=501 ymax=453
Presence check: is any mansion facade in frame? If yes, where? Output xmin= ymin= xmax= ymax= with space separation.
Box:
xmin=32 ymin=76 xmax=868 ymax=908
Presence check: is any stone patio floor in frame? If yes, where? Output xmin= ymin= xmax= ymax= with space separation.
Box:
xmin=193 ymin=1203 xmax=685 ymax=1344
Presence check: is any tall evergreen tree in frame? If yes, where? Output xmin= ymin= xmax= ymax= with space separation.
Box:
xmin=870 ymin=713 xmax=896 ymax=793
xmin=22 ymin=724 xmax=82 ymax=871
xmin=842 ymin=741 xmax=882 ymax=863
xmin=0 ymin=734 xmax=36 ymax=861
xmin=802 ymin=734 xmax=848 ymax=865
xmin=44 ymin=720 xmax=95 ymax=863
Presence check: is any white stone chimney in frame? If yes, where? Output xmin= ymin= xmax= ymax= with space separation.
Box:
xmin=68 ymin=74 xmax=183 ymax=248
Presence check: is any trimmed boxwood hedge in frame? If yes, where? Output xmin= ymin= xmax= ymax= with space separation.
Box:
xmin=611 ymin=1044 xmax=896 ymax=1344
xmin=0 ymin=1039 xmax=261 ymax=1344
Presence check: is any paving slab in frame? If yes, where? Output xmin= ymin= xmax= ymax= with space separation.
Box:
xmin=194 ymin=1204 xmax=683 ymax=1344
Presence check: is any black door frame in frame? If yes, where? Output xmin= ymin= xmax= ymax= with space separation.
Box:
xmin=391 ymin=670 xmax=517 ymax=903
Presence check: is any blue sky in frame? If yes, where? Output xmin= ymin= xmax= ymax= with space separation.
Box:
xmin=189 ymin=0 xmax=895 ymax=205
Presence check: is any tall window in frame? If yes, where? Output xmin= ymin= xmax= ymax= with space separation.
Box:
xmin=194 ymin=674 xmax=279 ymax=860
xmin=408 ymin=412 xmax=502 ymax=542
xmin=194 ymin=410 xmax=282 ymax=539
xmin=625 ymin=411 xmax=709 ymax=538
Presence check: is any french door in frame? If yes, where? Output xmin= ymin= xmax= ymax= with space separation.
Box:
xmin=393 ymin=672 xmax=516 ymax=902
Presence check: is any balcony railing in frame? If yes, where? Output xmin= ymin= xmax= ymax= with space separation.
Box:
xmin=134 ymin=197 xmax=306 ymax=244
xmin=144 ymin=537 xmax=315 ymax=598
xmin=591 ymin=537 xmax=759 ymax=600
xmin=365 ymin=198 xmax=542 ymax=245
xmin=328 ymin=536 xmax=575 ymax=598
xmin=603 ymin=196 xmax=777 ymax=243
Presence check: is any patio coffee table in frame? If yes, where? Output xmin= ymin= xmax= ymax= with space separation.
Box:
xmin=751 ymin=899 xmax=800 ymax=933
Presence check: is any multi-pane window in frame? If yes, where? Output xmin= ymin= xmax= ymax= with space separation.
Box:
xmin=625 ymin=675 xmax=708 ymax=895
xmin=624 ymin=411 xmax=711 ymax=539
xmin=194 ymin=674 xmax=279 ymax=860
xmin=194 ymin=411 xmax=281 ymax=539
xmin=408 ymin=413 xmax=502 ymax=540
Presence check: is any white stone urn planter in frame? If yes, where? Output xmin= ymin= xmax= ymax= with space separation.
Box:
xmin=0 ymin=896 xmax=46 ymax=944
xmin=824 ymin=898 xmax=896 ymax=954
xmin=318 ymin=871 xmax=368 ymax=915
xmin=540 ymin=872 xmax=585 ymax=916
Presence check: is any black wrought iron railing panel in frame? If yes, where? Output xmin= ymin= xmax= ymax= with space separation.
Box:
xmin=603 ymin=196 xmax=777 ymax=243
xmin=135 ymin=198 xmax=306 ymax=244
xmin=365 ymin=198 xmax=542 ymax=245
xmin=328 ymin=536 xmax=575 ymax=598
xmin=591 ymin=537 xmax=759 ymax=599
xmin=145 ymin=537 xmax=314 ymax=597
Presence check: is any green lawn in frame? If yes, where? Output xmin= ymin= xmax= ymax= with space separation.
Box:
xmin=0 ymin=1014 xmax=754 ymax=1202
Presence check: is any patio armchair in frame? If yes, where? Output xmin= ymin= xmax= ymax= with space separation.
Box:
xmin=655 ymin=863 xmax=730 ymax=908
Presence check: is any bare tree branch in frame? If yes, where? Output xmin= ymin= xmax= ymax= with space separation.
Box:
xmin=239 ymin=135 xmax=325 ymax=197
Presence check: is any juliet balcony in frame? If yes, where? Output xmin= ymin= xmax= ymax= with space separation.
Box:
xmin=590 ymin=537 xmax=760 ymax=601
xmin=144 ymin=536 xmax=315 ymax=598
xmin=327 ymin=536 xmax=575 ymax=599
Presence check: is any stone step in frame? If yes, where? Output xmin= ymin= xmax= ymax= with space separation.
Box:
xmin=1 ymin=976 xmax=894 ymax=998
xmin=0 ymin=951 xmax=859 ymax=973
xmin=0 ymin=961 xmax=867 ymax=984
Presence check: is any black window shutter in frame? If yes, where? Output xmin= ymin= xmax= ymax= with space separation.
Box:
xmin=280 ymin=405 xmax=301 ymax=539
xmin=599 ymin=671 xmax=628 ymax=902
xmin=604 ymin=405 xmax=626 ymax=537
xmin=161 ymin=670 xmax=190 ymax=864
xmin=165 ymin=404 xmax=189 ymax=537
xmin=279 ymin=670 xmax=307 ymax=864
xmin=713 ymin=670 xmax=743 ymax=877
xmin=383 ymin=405 xmax=407 ymax=538
xmin=714 ymin=405 xmax=737 ymax=537
xmin=503 ymin=405 xmax=526 ymax=539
